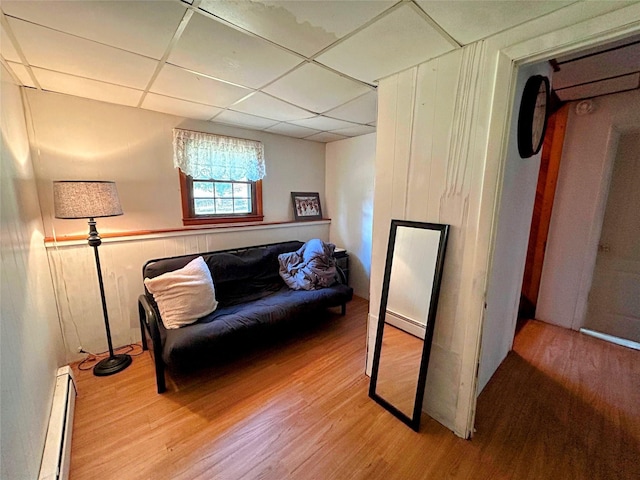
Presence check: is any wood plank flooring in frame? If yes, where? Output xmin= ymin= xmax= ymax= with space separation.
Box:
xmin=69 ymin=298 xmax=639 ymax=479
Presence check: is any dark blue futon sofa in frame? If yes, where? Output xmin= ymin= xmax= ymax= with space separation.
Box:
xmin=138 ymin=241 xmax=353 ymax=393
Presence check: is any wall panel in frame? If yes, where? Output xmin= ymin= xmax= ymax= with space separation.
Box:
xmin=48 ymin=223 xmax=330 ymax=361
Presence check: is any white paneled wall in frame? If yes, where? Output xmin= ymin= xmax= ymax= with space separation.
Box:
xmin=48 ymin=222 xmax=330 ymax=361
xmin=369 ymin=43 xmax=487 ymax=434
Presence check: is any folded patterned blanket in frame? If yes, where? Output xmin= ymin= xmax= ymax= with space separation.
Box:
xmin=278 ymin=239 xmax=337 ymax=290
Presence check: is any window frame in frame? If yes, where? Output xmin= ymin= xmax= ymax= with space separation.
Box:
xmin=179 ymin=170 xmax=263 ymax=226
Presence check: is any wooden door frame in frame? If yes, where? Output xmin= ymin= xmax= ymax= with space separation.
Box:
xmin=521 ymin=105 xmax=569 ymax=309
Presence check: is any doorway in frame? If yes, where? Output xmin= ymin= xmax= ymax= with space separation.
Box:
xmin=478 ymin=32 xmax=640 ymax=397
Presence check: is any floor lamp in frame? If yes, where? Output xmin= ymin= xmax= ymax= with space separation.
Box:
xmin=53 ymin=180 xmax=132 ymax=376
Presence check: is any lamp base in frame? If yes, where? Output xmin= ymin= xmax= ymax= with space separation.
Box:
xmin=93 ymin=354 xmax=132 ymax=377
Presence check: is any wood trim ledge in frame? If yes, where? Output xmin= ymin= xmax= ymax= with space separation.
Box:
xmin=44 ymin=219 xmax=331 ymax=247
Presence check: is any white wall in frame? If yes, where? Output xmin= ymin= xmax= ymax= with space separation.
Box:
xmin=22 ymin=90 xmax=331 ymax=360
xmin=23 ymin=89 xmax=327 ymax=238
xmin=325 ymin=133 xmax=375 ymax=299
xmin=537 ymin=90 xmax=640 ymax=330
xmin=1 ymin=67 xmax=65 ymax=479
xmin=477 ymin=62 xmax=552 ymax=395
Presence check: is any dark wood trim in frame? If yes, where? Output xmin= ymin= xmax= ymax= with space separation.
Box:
xmin=44 ymin=218 xmax=331 ymax=243
xmin=182 ymin=214 xmax=264 ymax=226
xmin=179 ymin=170 xmax=191 ymax=222
xmin=522 ymin=104 xmax=569 ymax=307
xmin=178 ymin=170 xmax=264 ymax=227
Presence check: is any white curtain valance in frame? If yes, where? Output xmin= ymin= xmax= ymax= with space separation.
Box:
xmin=173 ymin=129 xmax=266 ymax=181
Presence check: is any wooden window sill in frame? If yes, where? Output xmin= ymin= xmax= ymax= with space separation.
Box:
xmin=182 ymin=215 xmax=264 ymax=226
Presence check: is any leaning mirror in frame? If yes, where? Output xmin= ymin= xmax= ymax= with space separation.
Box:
xmin=369 ymin=220 xmax=449 ymax=431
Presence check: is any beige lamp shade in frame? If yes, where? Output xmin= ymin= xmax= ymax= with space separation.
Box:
xmin=53 ymin=181 xmax=123 ymax=219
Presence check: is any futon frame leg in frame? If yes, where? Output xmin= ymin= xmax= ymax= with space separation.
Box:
xmin=341 ymin=303 xmax=346 ymax=316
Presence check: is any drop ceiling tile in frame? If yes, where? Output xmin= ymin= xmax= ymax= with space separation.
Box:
xmin=7 ymin=18 xmax=157 ymax=89
xmin=554 ymin=43 xmax=640 ymax=90
xmin=168 ymin=12 xmax=302 ymax=89
xmin=264 ymin=123 xmax=321 ymax=139
xmin=231 ymin=92 xmax=314 ymax=121
xmin=1 ymin=23 xmax=21 ymax=62
xmin=304 ymin=131 xmax=348 ymax=143
xmin=199 ymin=0 xmax=396 ymax=57
xmin=142 ymin=93 xmax=223 ymax=120
xmin=2 ymin=1 xmax=186 ymax=60
xmin=316 ymin=3 xmax=456 ymax=84
xmin=6 ymin=61 xmax=36 ymax=88
xmin=330 ymin=124 xmax=376 ymax=137
xmin=214 ymin=110 xmax=279 ymax=130
xmin=290 ymin=115 xmax=359 ymax=131
xmin=369 ymin=120 xmax=377 ymax=127
xmin=263 ymin=63 xmax=371 ymax=112
xmin=555 ymin=73 xmax=640 ymax=102
xmin=32 ymin=67 xmax=143 ymax=107
xmin=415 ymin=1 xmax=572 ymax=45
xmin=323 ymin=91 xmax=377 ymax=123
xmin=151 ymin=63 xmax=251 ymax=108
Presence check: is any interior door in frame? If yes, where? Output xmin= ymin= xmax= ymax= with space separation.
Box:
xmin=584 ymin=131 xmax=640 ymax=343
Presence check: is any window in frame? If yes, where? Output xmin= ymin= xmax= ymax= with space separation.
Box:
xmin=173 ymin=129 xmax=265 ymax=225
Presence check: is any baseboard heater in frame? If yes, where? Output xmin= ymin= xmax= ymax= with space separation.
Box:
xmin=39 ymin=366 xmax=77 ymax=480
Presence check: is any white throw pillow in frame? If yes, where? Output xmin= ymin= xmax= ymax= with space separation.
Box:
xmin=144 ymin=256 xmax=218 ymax=329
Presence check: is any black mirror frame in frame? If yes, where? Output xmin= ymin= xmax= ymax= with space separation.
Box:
xmin=368 ymin=220 xmax=450 ymax=431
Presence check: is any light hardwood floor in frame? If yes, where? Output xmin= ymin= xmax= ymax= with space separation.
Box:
xmin=69 ymin=297 xmax=639 ymax=479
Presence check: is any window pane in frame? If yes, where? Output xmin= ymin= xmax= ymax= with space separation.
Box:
xmin=234 ymin=199 xmax=250 ymax=213
xmin=194 ymin=199 xmax=215 ymax=215
xmin=215 ymin=198 xmax=234 ymax=214
xmin=233 ymin=183 xmax=249 ymax=197
xmin=215 ymin=182 xmax=233 ymax=198
xmin=193 ymin=181 xmax=214 ymax=197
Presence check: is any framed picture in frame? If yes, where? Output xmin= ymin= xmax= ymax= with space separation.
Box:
xmin=291 ymin=192 xmax=323 ymax=221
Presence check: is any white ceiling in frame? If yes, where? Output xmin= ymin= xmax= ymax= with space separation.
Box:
xmin=1 ymin=1 xmax=579 ymax=142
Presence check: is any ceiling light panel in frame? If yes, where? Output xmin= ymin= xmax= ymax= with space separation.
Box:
xmin=7 ymin=18 xmax=157 ymax=89
xmin=231 ymin=92 xmax=314 ymax=121
xmin=264 ymin=122 xmax=321 ymax=139
xmin=263 ymin=62 xmax=371 ymax=112
xmin=291 ymin=115 xmax=359 ymax=131
xmin=142 ymin=93 xmax=223 ymax=120
xmin=323 ymin=91 xmax=377 ymax=124
xmin=415 ymin=0 xmax=572 ymax=45
xmin=151 ymin=63 xmax=251 ymax=107
xmin=2 ymin=1 xmax=187 ymax=60
xmin=6 ymin=61 xmax=35 ymax=88
xmin=214 ymin=110 xmax=279 ymax=130
xmin=330 ymin=124 xmax=376 ymax=137
xmin=199 ymin=0 xmax=396 ymax=58
xmin=32 ymin=67 xmax=143 ymax=107
xmin=305 ymin=131 xmax=347 ymax=143
xmin=316 ymin=3 xmax=456 ymax=84
xmin=168 ymin=12 xmax=302 ymax=89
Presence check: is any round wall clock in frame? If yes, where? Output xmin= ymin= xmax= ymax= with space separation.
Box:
xmin=517 ymin=75 xmax=550 ymax=158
